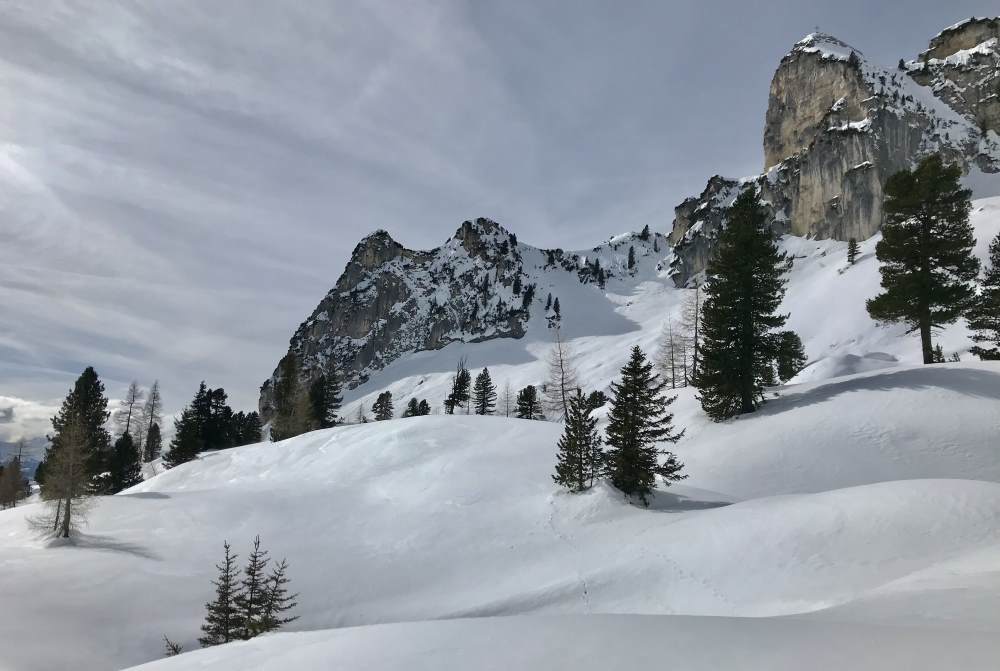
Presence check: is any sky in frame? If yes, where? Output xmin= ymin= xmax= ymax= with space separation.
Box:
xmin=0 ymin=0 xmax=996 ymax=441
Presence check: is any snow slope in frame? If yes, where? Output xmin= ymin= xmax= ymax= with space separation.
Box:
xmin=3 ymin=359 xmax=1000 ymax=669
xmin=128 ymin=615 xmax=1000 ymax=671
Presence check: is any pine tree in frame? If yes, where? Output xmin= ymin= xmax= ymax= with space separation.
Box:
xmin=162 ymin=636 xmax=183 ymax=657
xmin=402 ymin=398 xmax=421 ymax=417
xmin=639 ymin=224 xmax=650 ymax=241
xmin=515 ymin=385 xmax=544 ymax=420
xmin=258 ymin=558 xmax=299 ymax=634
xmin=199 ymin=541 xmax=242 ymax=647
xmin=145 ymin=422 xmax=163 ymax=463
xmin=109 ymin=433 xmax=143 ymax=493
xmin=847 ymin=238 xmax=860 ymax=264
xmin=543 ymin=328 xmax=579 ymax=421
xmin=968 ymin=231 xmax=1000 ymax=360
xmin=164 ymin=407 xmax=202 ymax=468
xmin=604 ymin=346 xmax=685 ymax=506
xmin=585 ymin=390 xmax=608 ymax=411
xmin=39 ymin=367 xmax=111 ymax=495
xmin=372 ymin=391 xmax=394 ymax=421
xmin=931 ymin=343 xmax=946 ymax=363
xmin=627 ymin=246 xmax=636 ymax=270
xmin=231 ymin=411 xmax=262 ymax=446
xmin=472 ymin=368 xmax=497 ymax=415
xmin=552 ymin=297 xmax=561 ymax=319
xmin=867 ymin=154 xmax=979 ymax=364
xmin=552 ymin=390 xmax=603 ymax=492
xmin=417 ymin=399 xmax=431 ymax=416
xmin=444 ymin=358 xmax=471 ymax=414
xmin=235 ymin=536 xmax=270 ymax=640
xmin=694 ymin=189 xmax=794 ymax=420
xmin=775 ymin=331 xmax=808 ymax=382
xmin=324 ymin=368 xmax=344 ymax=426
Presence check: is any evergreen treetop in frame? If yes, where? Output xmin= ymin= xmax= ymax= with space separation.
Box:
xmin=552 ymin=390 xmax=603 ymax=493
xmin=472 ymin=368 xmax=497 ymax=415
xmin=968 ymin=231 xmax=1000 ymax=360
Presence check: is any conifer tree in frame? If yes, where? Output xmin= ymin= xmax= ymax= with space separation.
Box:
xmin=323 ymin=368 xmax=344 ymax=426
xmin=258 ymin=558 xmax=299 ymax=634
xmin=402 ymin=398 xmax=421 ymax=417
xmin=552 ymin=390 xmax=603 ymax=492
xmin=199 ymin=541 xmax=242 ymax=647
xmin=235 ymin=536 xmax=270 ymax=640
xmin=372 ymin=391 xmax=394 ymax=421
xmin=109 ymin=433 xmax=143 ymax=493
xmin=472 ymin=368 xmax=497 ymax=415
xmin=145 ymin=422 xmax=162 ymax=463
xmin=847 ymin=238 xmax=860 ymax=264
xmin=543 ymin=328 xmax=579 ymax=421
xmin=444 ymin=358 xmax=471 ymax=414
xmin=628 ymin=246 xmax=636 ymax=270
xmin=775 ymin=331 xmax=808 ymax=382
xmin=639 ymin=224 xmax=650 ymax=241
xmin=162 ymin=636 xmax=183 ymax=657
xmin=38 ymin=367 xmax=111 ymax=495
xmin=515 ymin=385 xmax=544 ymax=420
xmin=695 ymin=189 xmax=795 ymax=420
xmin=417 ymin=399 xmax=431 ymax=416
xmin=968 ymin=231 xmax=1000 ymax=360
xmin=139 ymin=380 xmax=162 ymax=460
xmin=867 ymin=154 xmax=979 ymax=364
xmin=604 ymin=346 xmax=685 ymax=506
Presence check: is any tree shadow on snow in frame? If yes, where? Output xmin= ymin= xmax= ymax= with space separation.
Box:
xmin=50 ymin=533 xmax=160 ymax=560
xmin=117 ymin=491 xmax=170 ymax=499
xmin=643 ymin=490 xmax=732 ymax=513
xmin=764 ymin=365 xmax=1000 ymax=417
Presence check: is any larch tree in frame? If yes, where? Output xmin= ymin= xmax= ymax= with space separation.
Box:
xmin=679 ymin=284 xmax=702 ymax=382
xmin=114 ymin=381 xmax=144 ymax=444
xmin=604 ymin=346 xmax=686 ymax=506
xmin=472 ymin=368 xmax=497 ymax=415
xmin=655 ymin=318 xmax=686 ymax=389
xmin=867 ymin=154 xmax=979 ymax=364
xmin=694 ymin=189 xmax=796 ymax=420
xmin=34 ymin=413 xmax=93 ymax=537
xmin=968 ymin=231 xmax=1000 ymax=360
xmin=543 ymin=328 xmax=579 ymax=421
xmin=500 ymin=381 xmax=515 ymax=418
xmin=139 ymin=380 xmax=163 ymax=462
xmin=552 ymin=390 xmax=603 ymax=492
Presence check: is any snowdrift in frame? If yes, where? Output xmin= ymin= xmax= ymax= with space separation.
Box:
xmin=3 ymin=361 xmax=1000 ymax=670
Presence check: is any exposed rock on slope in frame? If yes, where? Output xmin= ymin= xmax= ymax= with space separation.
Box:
xmin=670 ymin=22 xmax=1000 ymax=286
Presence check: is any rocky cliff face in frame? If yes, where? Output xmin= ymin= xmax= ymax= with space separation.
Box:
xmin=670 ymin=22 xmax=1000 ymax=287
xmin=259 ymin=219 xmax=665 ymax=422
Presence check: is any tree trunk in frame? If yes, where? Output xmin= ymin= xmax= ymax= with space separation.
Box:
xmin=53 ymin=499 xmax=62 ymax=532
xmin=920 ymin=316 xmax=933 ymax=364
xmin=60 ymin=496 xmax=71 ymax=538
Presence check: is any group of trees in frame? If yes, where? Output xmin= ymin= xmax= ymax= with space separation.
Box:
xmin=164 ymin=383 xmax=262 ymax=468
xmin=0 ymin=445 xmax=28 ymax=509
xmin=655 ymin=286 xmax=701 ymax=389
xmin=161 ymin=536 xmax=297 ymax=656
xmin=553 ymin=346 xmax=685 ymax=505
xmin=269 ymin=354 xmax=343 ymax=441
xmin=867 ymin=154 xmax=1000 ymax=363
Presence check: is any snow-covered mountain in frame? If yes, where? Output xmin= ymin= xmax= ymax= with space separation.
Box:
xmin=259 ymin=217 xmax=666 ymax=420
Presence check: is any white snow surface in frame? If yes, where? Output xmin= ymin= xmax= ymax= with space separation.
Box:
xmin=2 ymin=198 xmax=1000 ymax=670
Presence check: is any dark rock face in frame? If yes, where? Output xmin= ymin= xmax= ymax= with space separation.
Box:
xmin=259 ymin=219 xmax=529 ymax=421
xmin=669 ymin=25 xmax=1000 ymax=287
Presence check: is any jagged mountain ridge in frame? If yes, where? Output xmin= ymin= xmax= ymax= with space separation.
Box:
xmin=259 ymin=219 xmax=665 ymax=420
xmin=669 ymin=19 xmax=1000 ymax=286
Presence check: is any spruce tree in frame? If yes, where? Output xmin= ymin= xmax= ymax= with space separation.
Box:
xmin=968 ymin=231 xmax=1000 ymax=360
xmin=552 ymin=390 xmax=603 ymax=492
xmin=235 ymin=536 xmax=270 ymax=640
xmin=694 ymin=189 xmax=794 ymax=420
xmin=515 ymin=385 xmax=544 ymax=420
xmin=199 ymin=541 xmax=242 ymax=647
xmin=847 ymin=238 xmax=860 ymax=264
xmin=472 ymin=368 xmax=497 ymax=415
xmin=867 ymin=154 xmax=979 ymax=364
xmin=323 ymin=368 xmax=344 ymax=426
xmin=109 ymin=433 xmax=143 ymax=493
xmin=164 ymin=407 xmax=203 ymax=468
xmin=258 ymin=558 xmax=299 ymax=634
xmin=144 ymin=422 xmax=162 ymax=463
xmin=417 ymin=400 xmax=431 ymax=416
xmin=372 ymin=391 xmax=394 ymax=421
xmin=627 ymin=246 xmax=636 ymax=270
xmin=604 ymin=346 xmax=685 ymax=506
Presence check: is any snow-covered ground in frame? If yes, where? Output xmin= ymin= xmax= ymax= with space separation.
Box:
xmin=2 ymin=361 xmax=1000 ymax=669
xmin=1 ymin=198 xmax=999 ymax=670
